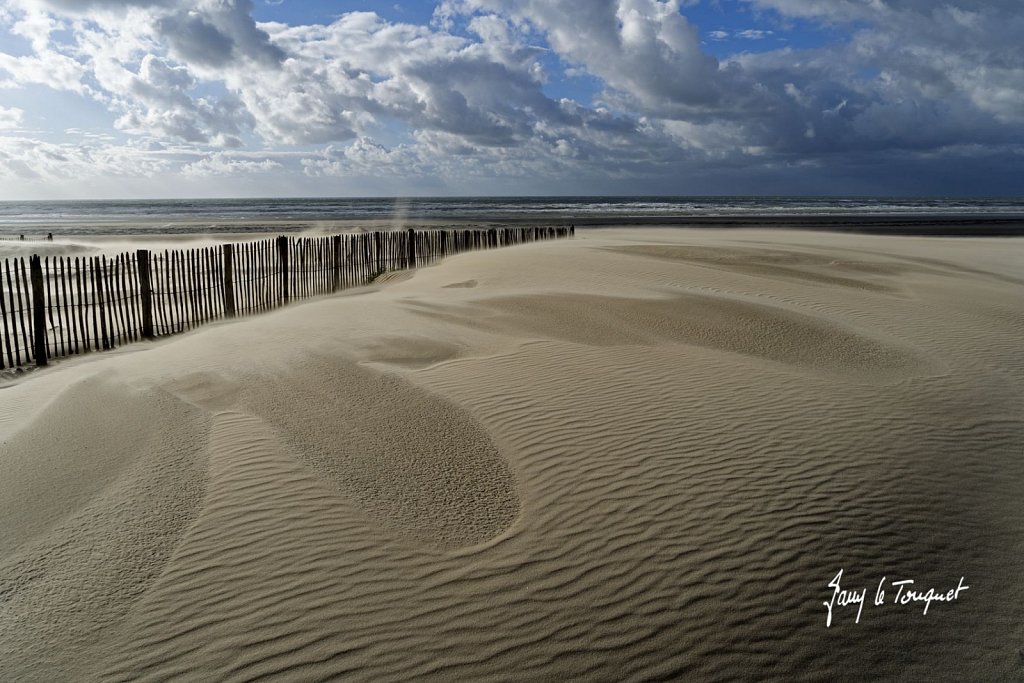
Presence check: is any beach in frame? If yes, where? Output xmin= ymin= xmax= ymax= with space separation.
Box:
xmin=1 ymin=226 xmax=1022 ymax=681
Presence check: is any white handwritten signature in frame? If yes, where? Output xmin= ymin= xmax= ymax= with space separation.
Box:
xmin=824 ymin=568 xmax=969 ymax=627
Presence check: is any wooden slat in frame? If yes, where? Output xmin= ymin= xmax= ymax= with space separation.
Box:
xmin=53 ymin=257 xmax=67 ymax=357
xmin=244 ymin=241 xmax=253 ymax=312
xmin=121 ymin=254 xmax=135 ymax=342
xmin=193 ymin=249 xmax=205 ymax=324
xmin=152 ymin=253 xmax=165 ymax=334
xmin=206 ymin=247 xmax=217 ymax=320
xmin=161 ymin=252 xmax=173 ymax=333
xmin=137 ymin=251 xmax=153 ymax=339
xmin=59 ymin=257 xmax=74 ymax=355
xmin=185 ymin=248 xmax=198 ymax=327
xmin=167 ymin=251 xmax=179 ymax=333
xmin=240 ymin=241 xmax=247 ymax=311
xmin=0 ymin=260 xmax=11 ymax=368
xmin=124 ymin=254 xmax=138 ymax=340
xmin=30 ymin=256 xmax=47 ymax=366
xmin=112 ymin=255 xmax=128 ymax=345
xmin=159 ymin=253 xmax=172 ymax=334
xmin=16 ymin=258 xmax=33 ymax=361
xmin=73 ymin=258 xmax=88 ymax=352
xmin=193 ymin=247 xmax=204 ymax=324
xmin=223 ymin=244 xmax=235 ymax=318
xmin=248 ymin=242 xmax=257 ymax=312
xmin=86 ymin=259 xmax=98 ymax=351
xmin=200 ymin=248 xmax=211 ymax=323
xmin=181 ymin=248 xmax=192 ymax=326
xmin=64 ymin=257 xmax=80 ymax=354
xmin=105 ymin=256 xmax=121 ymax=346
xmin=53 ymin=256 xmax=67 ymax=356
xmin=90 ymin=257 xmax=102 ymax=348
xmin=177 ymin=248 xmax=190 ymax=328
xmin=3 ymin=260 xmax=17 ymax=365
xmin=106 ymin=255 xmax=120 ymax=346
xmin=96 ymin=257 xmax=110 ymax=349
xmin=44 ymin=257 xmax=58 ymax=357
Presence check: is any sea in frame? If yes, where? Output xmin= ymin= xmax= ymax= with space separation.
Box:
xmin=1 ymin=196 xmax=1023 ymax=237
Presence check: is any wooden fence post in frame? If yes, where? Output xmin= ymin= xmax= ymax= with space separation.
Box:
xmin=29 ymin=255 xmax=47 ymax=367
xmin=277 ymin=236 xmax=290 ymax=303
xmin=222 ymin=243 xmax=236 ymax=318
xmin=331 ymin=235 xmax=341 ymax=292
xmin=137 ymin=249 xmax=155 ymax=338
xmin=407 ymin=228 xmax=416 ymax=267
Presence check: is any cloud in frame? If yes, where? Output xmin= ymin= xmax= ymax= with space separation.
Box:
xmin=742 ymin=0 xmax=1024 ymax=125
xmin=0 ymin=0 xmax=1021 ymax=196
xmin=302 ymin=138 xmax=427 ymax=178
xmin=0 ymin=106 xmax=24 ymax=129
xmin=707 ymin=28 xmax=773 ymax=41
xmin=156 ymin=13 xmax=236 ymax=67
xmin=181 ymin=152 xmax=281 ymax=176
xmin=724 ymin=0 xmax=1024 ymax=164
xmin=113 ymin=54 xmax=250 ymax=145
xmin=735 ymin=29 xmax=771 ymax=39
xmin=22 ymin=0 xmax=178 ymax=12
xmin=438 ymin=0 xmax=732 ymax=114
xmin=157 ymin=1 xmax=285 ymax=68
xmin=0 ymin=49 xmax=87 ymax=93
xmin=0 ymin=134 xmax=170 ymax=181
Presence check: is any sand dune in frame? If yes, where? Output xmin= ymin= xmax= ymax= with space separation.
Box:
xmin=1 ymin=228 xmax=1022 ymax=681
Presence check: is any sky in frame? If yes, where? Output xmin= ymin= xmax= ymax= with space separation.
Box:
xmin=0 ymin=0 xmax=1021 ymax=199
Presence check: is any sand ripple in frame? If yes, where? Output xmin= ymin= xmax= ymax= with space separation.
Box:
xmin=0 ymin=379 xmax=209 ymax=678
xmin=239 ymin=357 xmax=519 ymax=549
xmin=2 ymin=228 xmax=1022 ymax=681
xmin=427 ymin=292 xmax=939 ymax=382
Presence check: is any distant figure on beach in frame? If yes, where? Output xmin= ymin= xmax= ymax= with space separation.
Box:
xmin=47 ymin=232 xmax=53 ymax=241
xmin=19 ymin=234 xmax=25 ymax=240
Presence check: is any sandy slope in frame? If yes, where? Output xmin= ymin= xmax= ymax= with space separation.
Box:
xmin=1 ymin=228 xmax=1022 ymax=681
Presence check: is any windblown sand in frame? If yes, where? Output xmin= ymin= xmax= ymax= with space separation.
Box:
xmin=1 ymin=228 xmax=1022 ymax=681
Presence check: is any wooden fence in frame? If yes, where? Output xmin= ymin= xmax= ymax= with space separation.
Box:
xmin=0 ymin=226 xmax=572 ymax=370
